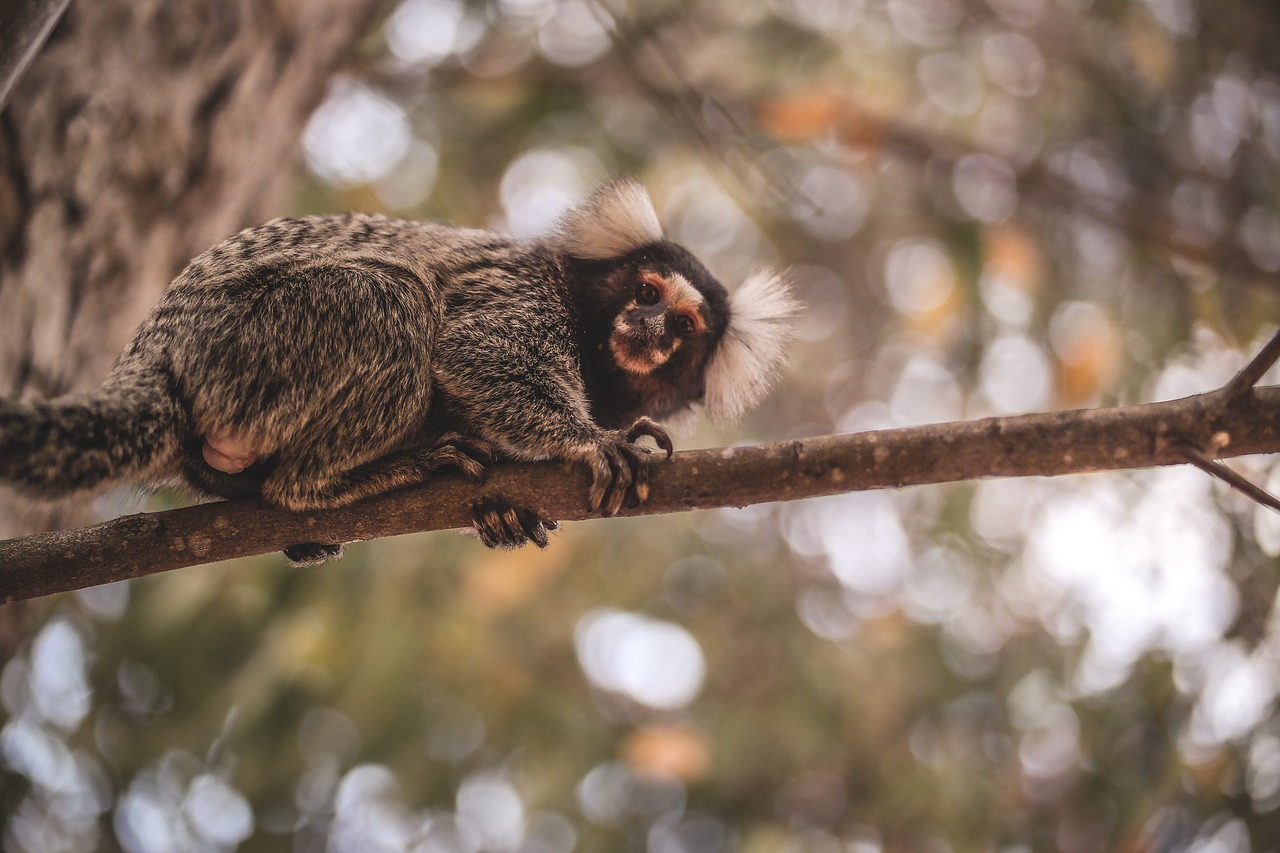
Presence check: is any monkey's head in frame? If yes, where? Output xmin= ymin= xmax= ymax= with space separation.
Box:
xmin=555 ymin=180 xmax=797 ymax=423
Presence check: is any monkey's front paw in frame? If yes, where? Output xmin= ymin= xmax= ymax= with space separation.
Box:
xmin=421 ymin=433 xmax=495 ymax=482
xmin=471 ymin=495 xmax=558 ymax=549
xmin=587 ymin=417 xmax=674 ymax=516
xmin=284 ymin=542 xmax=344 ymax=567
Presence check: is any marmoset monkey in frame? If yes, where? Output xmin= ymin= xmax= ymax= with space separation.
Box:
xmin=0 ymin=180 xmax=796 ymax=563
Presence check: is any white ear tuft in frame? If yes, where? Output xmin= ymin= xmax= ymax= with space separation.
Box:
xmin=704 ymin=270 xmax=800 ymax=423
xmin=554 ymin=179 xmax=664 ymax=259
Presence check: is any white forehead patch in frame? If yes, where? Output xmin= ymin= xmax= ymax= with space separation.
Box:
xmin=666 ymin=273 xmax=704 ymax=308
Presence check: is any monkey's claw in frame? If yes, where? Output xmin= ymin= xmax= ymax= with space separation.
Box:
xmin=423 ymin=433 xmax=495 ymax=482
xmin=587 ymin=418 xmax=673 ymax=516
xmin=625 ymin=416 xmax=675 ymax=457
xmin=472 ymin=495 xmax=558 ymax=549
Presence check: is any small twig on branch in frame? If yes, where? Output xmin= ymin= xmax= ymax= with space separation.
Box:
xmin=1224 ymin=329 xmax=1280 ymax=402
xmin=1172 ymin=330 xmax=1280 ymax=516
xmin=1178 ymin=448 xmax=1280 ymax=514
xmin=4 ymin=384 xmax=1280 ymax=603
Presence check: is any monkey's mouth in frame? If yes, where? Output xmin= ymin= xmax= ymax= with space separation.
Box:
xmin=610 ymin=326 xmax=672 ymax=375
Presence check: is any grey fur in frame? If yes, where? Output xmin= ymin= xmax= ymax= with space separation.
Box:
xmin=0 ymin=181 xmax=794 ymax=552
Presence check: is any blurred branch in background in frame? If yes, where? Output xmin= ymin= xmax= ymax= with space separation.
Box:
xmin=6 ymin=364 xmax=1280 ymax=602
xmin=592 ymin=0 xmax=1274 ymax=279
xmin=0 ymin=0 xmax=70 ymax=111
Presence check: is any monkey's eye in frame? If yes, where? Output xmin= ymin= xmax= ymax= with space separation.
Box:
xmin=674 ymin=315 xmax=696 ymax=335
xmin=637 ymin=281 xmax=661 ymax=305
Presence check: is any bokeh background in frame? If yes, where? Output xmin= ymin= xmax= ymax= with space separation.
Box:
xmin=6 ymin=0 xmax=1280 ymax=850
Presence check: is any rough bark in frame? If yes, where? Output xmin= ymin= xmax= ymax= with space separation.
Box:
xmin=0 ymin=0 xmax=391 ymax=645
xmin=3 ymin=383 xmax=1278 ymax=603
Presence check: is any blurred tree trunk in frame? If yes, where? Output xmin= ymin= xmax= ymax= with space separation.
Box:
xmin=0 ymin=0 xmax=392 ymax=649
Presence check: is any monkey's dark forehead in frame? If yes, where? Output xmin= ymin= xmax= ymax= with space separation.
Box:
xmin=626 ymin=240 xmax=730 ymax=323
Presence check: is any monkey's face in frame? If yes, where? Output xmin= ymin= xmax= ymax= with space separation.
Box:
xmin=602 ymin=242 xmax=732 ymax=415
xmin=573 ymin=240 xmax=732 ymax=422
xmin=610 ymin=270 xmax=712 ymax=375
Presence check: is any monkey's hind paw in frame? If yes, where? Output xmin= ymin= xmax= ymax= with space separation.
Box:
xmin=421 ymin=433 xmax=495 ymax=482
xmin=284 ymin=542 xmax=345 ymax=567
xmin=471 ymin=495 xmax=558 ymax=549
xmin=587 ymin=417 xmax=674 ymax=517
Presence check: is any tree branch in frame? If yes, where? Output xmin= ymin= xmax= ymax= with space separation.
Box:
xmin=3 ymin=384 xmax=1280 ymax=602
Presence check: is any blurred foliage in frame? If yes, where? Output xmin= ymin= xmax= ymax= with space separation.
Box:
xmin=7 ymin=0 xmax=1280 ymax=850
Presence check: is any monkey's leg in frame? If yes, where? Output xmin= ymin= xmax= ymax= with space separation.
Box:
xmin=271 ymin=434 xmax=494 ymax=567
xmin=264 ymin=433 xmax=495 ymax=511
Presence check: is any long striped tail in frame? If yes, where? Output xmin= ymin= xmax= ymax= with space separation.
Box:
xmin=0 ymin=371 xmax=182 ymax=497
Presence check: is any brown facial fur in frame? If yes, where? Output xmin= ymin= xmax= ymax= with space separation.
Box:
xmin=609 ymin=271 xmax=711 ymax=375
